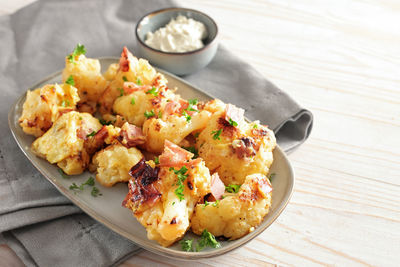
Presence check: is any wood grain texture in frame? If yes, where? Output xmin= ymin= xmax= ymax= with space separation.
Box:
xmin=1 ymin=0 xmax=399 ymax=266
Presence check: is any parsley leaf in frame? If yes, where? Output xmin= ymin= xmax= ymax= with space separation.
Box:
xmin=197 ymin=229 xmax=221 ymax=251
xmin=67 ymin=43 xmax=86 ymax=63
xmin=118 ymin=88 xmax=124 ymax=97
xmin=211 ymin=129 xmax=222 ymax=140
xmin=136 ymin=77 xmax=142 ymax=85
xmin=170 ymin=166 xmax=189 ymax=201
xmin=130 ymin=97 xmax=135 ymax=105
xmin=146 ymin=86 xmax=158 ymax=96
xmin=61 ymin=100 xmax=70 ymax=107
xmin=268 ymin=173 xmax=276 ymax=181
xmin=91 ymin=186 xmax=101 ymax=197
xmin=86 ymin=131 xmax=96 ymax=137
xmin=144 ymin=110 xmax=155 ymax=118
xmin=228 ymin=118 xmax=238 ymax=127
xmin=122 ymin=76 xmax=128 ymax=82
xmin=203 ymin=200 xmax=210 ymax=210
xmin=225 ymin=184 xmax=241 ymax=193
xmin=99 ymin=119 xmax=112 ymax=125
xmin=182 ymin=110 xmax=191 ymax=122
xmin=180 ymin=239 xmax=194 ymax=252
xmin=82 ymin=176 xmax=95 ymax=187
xmin=154 ymin=157 xmax=160 ymax=165
xmin=182 ymin=146 xmax=198 ymax=158
xmin=187 ymin=99 xmax=199 ymax=112
xmin=58 ymin=169 xmax=69 ymax=179
xmin=65 ymin=75 xmax=75 ymax=86
xmin=253 ymin=124 xmax=258 ymax=129
xmin=212 ymin=200 xmax=220 ymax=207
xmin=158 ymin=111 xmax=162 ymax=119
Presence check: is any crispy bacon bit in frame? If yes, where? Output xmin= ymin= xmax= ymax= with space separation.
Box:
xmin=239 ymin=174 xmax=272 ymax=201
xmin=257 ymin=176 xmax=273 ymax=198
xmin=163 ymin=100 xmax=181 ymax=118
xmin=210 ymin=173 xmax=225 ymax=200
xmin=123 ymin=82 xmax=151 ymax=94
xmin=117 ymin=122 xmax=146 ymax=148
xmin=123 ymin=158 xmax=161 ymax=210
xmin=119 ymin=46 xmax=130 ymax=72
xmin=159 ymin=140 xmax=193 ymax=167
xmin=218 ymin=117 xmax=238 ymax=138
xmin=232 ymin=137 xmax=257 ymax=159
xmin=252 ymin=128 xmax=268 ymax=137
xmin=187 ymin=181 xmax=193 ymax=190
xmin=84 ymin=126 xmax=109 ymax=155
xmin=225 ymin=104 xmax=244 ymax=125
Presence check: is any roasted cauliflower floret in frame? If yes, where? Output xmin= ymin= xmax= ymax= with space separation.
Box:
xmin=191 ymin=173 xmax=272 ymax=240
xmin=123 ymin=141 xmax=212 ymax=246
xmin=19 ymin=83 xmax=80 ymax=137
xmin=197 ymin=103 xmax=276 ymax=185
xmin=98 ymin=46 xmax=168 ymax=115
xmin=142 ymin=109 xmax=211 ymax=153
xmin=91 ymin=143 xmax=143 ymax=187
xmin=31 ymin=111 xmax=102 ymax=175
xmin=62 ymin=53 xmax=108 ymax=112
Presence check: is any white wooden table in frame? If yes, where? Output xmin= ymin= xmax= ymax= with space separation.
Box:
xmin=1 ymin=0 xmax=399 ymax=266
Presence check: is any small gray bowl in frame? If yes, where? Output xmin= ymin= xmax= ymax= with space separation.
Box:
xmin=135 ymin=7 xmax=219 ymax=76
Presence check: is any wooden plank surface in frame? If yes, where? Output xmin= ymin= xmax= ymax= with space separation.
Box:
xmin=1 ymin=0 xmax=399 ymax=266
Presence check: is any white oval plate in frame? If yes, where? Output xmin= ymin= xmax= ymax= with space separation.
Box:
xmin=8 ymin=57 xmax=294 ymax=260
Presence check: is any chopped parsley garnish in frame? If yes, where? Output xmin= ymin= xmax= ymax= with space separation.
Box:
xmin=86 ymin=131 xmax=96 ymax=137
xmin=122 ymin=76 xmax=128 ymax=82
xmin=268 ymin=173 xmax=276 ymax=181
xmin=212 ymin=200 xmax=220 ymax=207
xmin=180 ymin=239 xmax=194 ymax=252
xmin=69 ymin=177 xmax=101 ymax=197
xmin=187 ymin=99 xmax=199 ymax=112
xmin=225 ymin=184 xmax=241 ymax=193
xmin=203 ymin=200 xmax=210 ymax=210
xmin=118 ymin=88 xmax=124 ymax=97
xmin=144 ymin=110 xmax=155 ymax=118
xmin=228 ymin=118 xmax=238 ymax=127
xmin=69 ymin=177 xmax=95 ymax=191
xmin=61 ymin=100 xmax=70 ymax=107
xmin=136 ymin=77 xmax=142 ymax=85
xmin=91 ymin=186 xmax=101 ymax=197
xmin=146 ymin=86 xmax=158 ymax=96
xmin=193 ymin=132 xmax=200 ymax=138
xmin=130 ymin=97 xmax=135 ymax=105
xmin=67 ymin=43 xmax=86 ymax=63
xmin=58 ymin=169 xmax=69 ymax=179
xmin=170 ymin=166 xmax=189 ymax=201
xmin=197 ymin=229 xmax=221 ymax=251
xmin=154 ymin=157 xmax=160 ymax=164
xmin=211 ymin=129 xmax=222 ymax=140
xmin=172 ymin=201 xmax=175 ymax=205
xmin=253 ymin=124 xmax=258 ymax=129
xmin=158 ymin=111 xmax=162 ymax=119
xmin=99 ymin=119 xmax=112 ymax=125
xmin=182 ymin=110 xmax=191 ymax=122
xmin=79 ymin=117 xmax=83 ymax=120
xmin=65 ymin=75 xmax=75 ymax=86
xmin=182 ymin=146 xmax=198 ymax=158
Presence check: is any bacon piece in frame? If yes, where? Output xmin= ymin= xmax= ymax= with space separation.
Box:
xmin=257 ymin=176 xmax=273 ymax=198
xmin=119 ymin=46 xmax=130 ymax=72
xmin=159 ymin=140 xmax=193 ymax=167
xmin=210 ymin=173 xmax=225 ymax=200
xmin=163 ymin=100 xmax=181 ymax=119
xmin=117 ymin=122 xmax=146 ymax=148
xmin=84 ymin=126 xmax=109 ymax=155
xmin=225 ymin=104 xmax=244 ymax=125
xmin=232 ymin=137 xmax=257 ymax=159
xmin=123 ymin=82 xmax=151 ymax=94
xmin=123 ymin=159 xmax=161 ymax=211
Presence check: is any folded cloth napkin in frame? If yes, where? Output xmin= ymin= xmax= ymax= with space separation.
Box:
xmin=0 ymin=0 xmax=313 ymax=266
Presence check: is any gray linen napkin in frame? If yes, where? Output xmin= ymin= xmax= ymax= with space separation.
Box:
xmin=0 ymin=0 xmax=313 ymax=266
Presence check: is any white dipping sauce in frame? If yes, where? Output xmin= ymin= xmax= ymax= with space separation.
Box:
xmin=145 ymin=15 xmax=208 ymax=53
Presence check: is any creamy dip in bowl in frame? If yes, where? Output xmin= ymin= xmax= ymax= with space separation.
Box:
xmin=135 ymin=8 xmax=219 ymax=75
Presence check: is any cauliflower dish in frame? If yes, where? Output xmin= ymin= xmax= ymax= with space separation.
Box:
xmin=19 ymin=44 xmax=276 ymax=250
